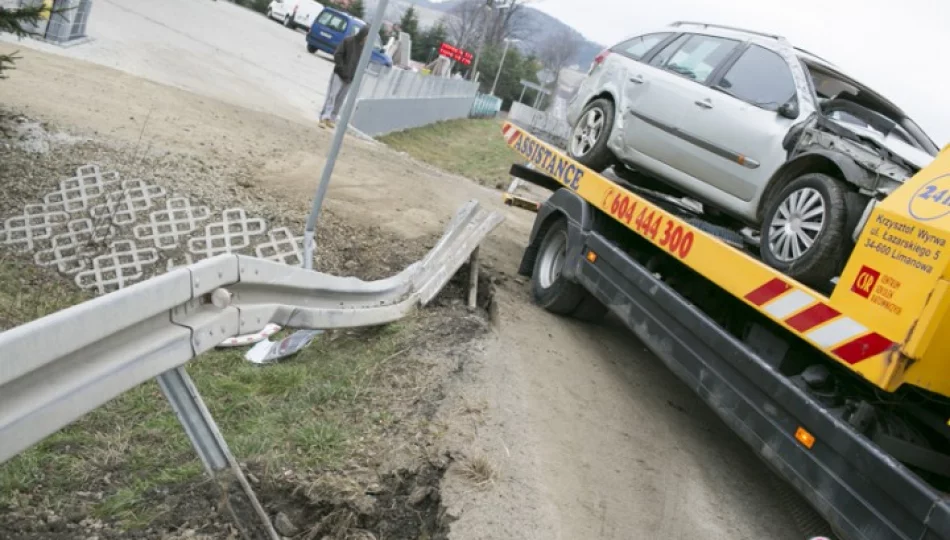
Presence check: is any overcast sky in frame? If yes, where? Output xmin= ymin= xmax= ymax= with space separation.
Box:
xmin=530 ymin=0 xmax=950 ymax=147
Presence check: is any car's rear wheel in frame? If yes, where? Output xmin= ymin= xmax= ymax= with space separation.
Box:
xmin=759 ymin=173 xmax=849 ymax=288
xmin=568 ymin=98 xmax=616 ymax=173
xmin=306 ymin=44 xmax=317 ymax=53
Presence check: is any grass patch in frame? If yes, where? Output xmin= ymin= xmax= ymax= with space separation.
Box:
xmin=0 ymin=253 xmax=90 ymax=330
xmin=378 ymin=118 xmax=517 ymax=188
xmin=0 ymin=255 xmax=424 ymax=528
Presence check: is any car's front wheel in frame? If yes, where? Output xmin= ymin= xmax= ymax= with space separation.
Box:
xmin=759 ymin=173 xmax=849 ymax=288
xmin=568 ymin=98 xmax=616 ymax=173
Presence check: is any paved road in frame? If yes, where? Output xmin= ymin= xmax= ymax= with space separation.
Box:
xmin=1 ymin=0 xmax=335 ymax=123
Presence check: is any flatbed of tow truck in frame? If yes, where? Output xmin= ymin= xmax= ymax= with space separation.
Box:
xmin=502 ymin=121 xmax=950 ymax=540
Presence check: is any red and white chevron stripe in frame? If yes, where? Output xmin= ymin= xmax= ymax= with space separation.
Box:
xmin=502 ymin=123 xmax=521 ymax=144
xmin=745 ymin=278 xmax=894 ymax=365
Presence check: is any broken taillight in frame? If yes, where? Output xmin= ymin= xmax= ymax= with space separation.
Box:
xmin=589 ymin=49 xmax=610 ymax=74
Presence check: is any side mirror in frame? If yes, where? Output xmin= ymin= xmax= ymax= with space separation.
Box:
xmin=778 ymin=100 xmax=800 ymax=120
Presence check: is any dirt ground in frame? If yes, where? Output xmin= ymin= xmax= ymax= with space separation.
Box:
xmin=0 ymin=46 xmax=803 ymax=539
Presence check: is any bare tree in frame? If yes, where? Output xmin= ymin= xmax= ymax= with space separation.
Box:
xmin=446 ymin=0 xmax=530 ymax=49
xmin=487 ymin=0 xmax=529 ymax=44
xmin=445 ymin=0 xmax=488 ymax=50
xmin=537 ymin=26 xmax=583 ymax=109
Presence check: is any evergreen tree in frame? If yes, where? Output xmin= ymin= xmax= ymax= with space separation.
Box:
xmin=0 ymin=5 xmax=43 ymax=78
xmin=413 ymin=23 xmax=448 ymax=63
xmin=398 ymin=6 xmax=419 ymax=40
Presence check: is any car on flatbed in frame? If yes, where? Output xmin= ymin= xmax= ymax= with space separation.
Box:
xmin=567 ymin=21 xmax=939 ymax=289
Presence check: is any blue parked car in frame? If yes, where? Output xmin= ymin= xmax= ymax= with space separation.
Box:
xmin=306 ymin=7 xmax=393 ymax=68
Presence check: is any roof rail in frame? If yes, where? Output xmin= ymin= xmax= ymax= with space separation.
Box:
xmin=794 ymin=46 xmax=835 ymax=65
xmin=669 ymin=21 xmax=787 ymax=42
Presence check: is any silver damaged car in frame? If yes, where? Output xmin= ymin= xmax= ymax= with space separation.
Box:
xmin=566 ymin=21 xmax=939 ymax=289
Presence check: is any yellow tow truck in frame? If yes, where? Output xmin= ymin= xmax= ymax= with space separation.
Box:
xmin=503 ymin=121 xmax=950 ymax=540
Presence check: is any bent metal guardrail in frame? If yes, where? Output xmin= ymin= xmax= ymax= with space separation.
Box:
xmin=0 ymin=200 xmax=504 ymax=539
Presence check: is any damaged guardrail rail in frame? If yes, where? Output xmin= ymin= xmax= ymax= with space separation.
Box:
xmin=0 ymin=200 xmax=503 ymax=539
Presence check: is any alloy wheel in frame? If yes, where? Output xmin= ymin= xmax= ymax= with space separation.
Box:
xmin=570 ymin=107 xmax=605 ymax=158
xmin=767 ymin=187 xmax=826 ymax=262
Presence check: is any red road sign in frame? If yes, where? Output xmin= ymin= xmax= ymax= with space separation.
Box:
xmin=439 ymin=42 xmax=474 ymax=65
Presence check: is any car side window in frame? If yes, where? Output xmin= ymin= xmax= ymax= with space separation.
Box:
xmin=613 ymin=33 xmax=671 ymax=61
xmin=648 ymin=34 xmax=689 ymax=68
xmin=716 ymin=45 xmax=796 ymax=111
xmin=651 ymin=34 xmax=739 ymax=83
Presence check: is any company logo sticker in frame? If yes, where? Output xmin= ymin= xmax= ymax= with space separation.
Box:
xmin=851 ymin=265 xmax=880 ymax=299
xmin=908 ymin=173 xmax=950 ymax=222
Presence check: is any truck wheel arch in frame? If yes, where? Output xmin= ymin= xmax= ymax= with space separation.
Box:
xmin=518 ymin=188 xmax=597 ymax=279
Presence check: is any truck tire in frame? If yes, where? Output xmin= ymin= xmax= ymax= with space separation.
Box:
xmin=531 ymin=220 xmax=587 ymax=315
xmin=759 ymin=173 xmax=849 ymax=288
xmin=568 ymin=98 xmax=616 ymax=173
xmin=571 ymin=294 xmax=608 ymax=323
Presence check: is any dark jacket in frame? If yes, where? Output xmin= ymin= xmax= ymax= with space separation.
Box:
xmin=333 ymin=26 xmax=370 ymax=84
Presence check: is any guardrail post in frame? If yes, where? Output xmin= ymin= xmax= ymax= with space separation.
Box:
xmin=158 ymin=367 xmax=280 ymax=540
xmin=467 ymin=247 xmax=480 ymax=309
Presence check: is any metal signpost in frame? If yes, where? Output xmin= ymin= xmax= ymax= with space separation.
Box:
xmin=303 ymin=0 xmax=391 ymax=269
xmin=490 ymin=38 xmax=513 ymax=96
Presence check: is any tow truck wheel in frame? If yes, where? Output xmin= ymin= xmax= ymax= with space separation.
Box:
xmin=531 ymin=220 xmax=605 ymax=322
xmin=760 ymin=173 xmax=849 ymax=288
xmin=568 ymin=98 xmax=616 ymax=173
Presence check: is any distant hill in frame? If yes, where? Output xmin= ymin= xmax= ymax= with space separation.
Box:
xmin=367 ymin=0 xmax=604 ymax=70
xmin=515 ymin=6 xmax=603 ymax=70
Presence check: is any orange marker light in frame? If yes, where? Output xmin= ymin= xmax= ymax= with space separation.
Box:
xmin=795 ymin=427 xmax=815 ymax=449
xmin=586 ymin=251 xmax=598 ymax=263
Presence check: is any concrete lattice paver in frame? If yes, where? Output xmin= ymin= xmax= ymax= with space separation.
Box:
xmin=1 ymin=164 xmax=303 ymax=295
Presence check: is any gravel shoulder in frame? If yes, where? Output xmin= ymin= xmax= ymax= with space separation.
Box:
xmin=0 ymin=46 xmax=801 ymax=539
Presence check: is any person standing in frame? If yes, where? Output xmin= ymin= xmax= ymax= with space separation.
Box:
xmin=319 ymin=25 xmax=370 ymax=129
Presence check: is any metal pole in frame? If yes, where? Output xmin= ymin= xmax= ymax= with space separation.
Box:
xmin=490 ymin=39 xmax=510 ymax=96
xmin=469 ymin=3 xmax=492 ymax=82
xmin=303 ymin=0 xmax=390 ymax=269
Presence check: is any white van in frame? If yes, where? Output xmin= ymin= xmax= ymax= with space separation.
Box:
xmin=266 ymin=0 xmax=323 ymax=30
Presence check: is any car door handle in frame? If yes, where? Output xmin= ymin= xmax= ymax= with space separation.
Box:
xmin=629 ymin=75 xmax=644 ymax=84
xmin=694 ymin=99 xmax=713 ymax=109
